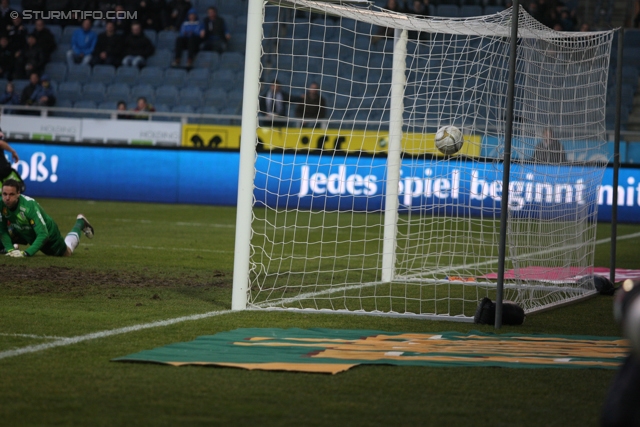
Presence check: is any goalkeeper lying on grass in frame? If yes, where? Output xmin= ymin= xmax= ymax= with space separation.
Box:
xmin=1 ymin=179 xmax=94 ymax=257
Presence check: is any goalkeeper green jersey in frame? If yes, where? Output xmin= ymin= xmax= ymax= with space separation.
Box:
xmin=0 ymin=194 xmax=62 ymax=256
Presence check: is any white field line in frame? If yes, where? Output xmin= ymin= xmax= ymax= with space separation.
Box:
xmin=0 ymin=333 xmax=68 ymax=340
xmin=0 ymin=310 xmax=233 ymax=360
xmin=114 ymin=219 xmax=235 ymax=228
xmin=82 ymin=243 xmax=231 ymax=254
xmin=2 ymin=230 xmax=639 ymax=361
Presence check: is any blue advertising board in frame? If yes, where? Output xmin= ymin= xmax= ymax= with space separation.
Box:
xmin=4 ymin=142 xmax=640 ymax=222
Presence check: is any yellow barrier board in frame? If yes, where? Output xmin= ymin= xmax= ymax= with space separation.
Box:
xmin=182 ymin=124 xmax=482 ymax=157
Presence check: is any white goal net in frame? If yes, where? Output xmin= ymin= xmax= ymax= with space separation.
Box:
xmin=233 ymin=0 xmax=616 ymax=320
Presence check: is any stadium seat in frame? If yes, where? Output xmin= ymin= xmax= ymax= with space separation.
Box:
xmin=48 ymin=25 xmax=62 ymax=43
xmin=216 ymin=1 xmax=248 ymax=16
xmin=436 ymin=5 xmax=459 ymax=17
xmin=73 ymin=100 xmax=99 ymax=117
xmin=105 ymin=82 xmax=130 ymax=103
xmin=156 ymin=31 xmax=178 ymax=49
xmin=484 ymin=5 xmax=505 ymax=15
xmin=131 ymin=84 xmax=156 ymax=102
xmin=67 ymin=64 xmax=92 ymax=84
xmin=226 ymin=88 xmax=244 ymax=109
xmin=98 ymin=100 xmax=118 ymax=111
xmin=58 ymin=81 xmax=83 ymax=102
xmin=82 ymin=82 xmax=106 ymax=103
xmin=163 ymin=68 xmax=188 ymax=87
xmin=623 ymin=29 xmax=640 ymax=49
xmin=144 ymin=29 xmax=157 ymax=46
xmin=228 ymin=33 xmax=247 ymax=53
xmin=171 ymin=105 xmax=194 ymax=114
xmin=51 ymin=44 xmax=70 ymax=62
xmin=61 ymin=26 xmax=80 ymax=44
xmin=204 ymin=87 xmax=228 ymax=109
xmin=110 ymin=70 xmax=136 ymax=89
xmin=154 ymin=85 xmax=179 ymax=106
xmin=139 ymin=66 xmax=164 ymax=87
xmin=146 ymin=49 xmax=172 ymax=68
xmin=187 ymin=68 xmax=211 ymax=89
xmin=92 ymin=65 xmax=116 ymax=85
xmin=212 ymin=68 xmax=236 ymax=86
xmin=197 ymin=106 xmax=219 ymax=115
xmin=459 ymin=5 xmax=483 ymax=17
xmin=180 ymin=86 xmax=204 ymax=108
xmin=193 ymin=51 xmax=220 ymax=70
xmin=220 ymin=51 xmax=245 ymax=72
xmin=44 ymin=62 xmax=67 ymax=82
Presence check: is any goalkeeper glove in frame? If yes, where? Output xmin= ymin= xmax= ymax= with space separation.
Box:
xmin=6 ymin=249 xmax=27 ymax=258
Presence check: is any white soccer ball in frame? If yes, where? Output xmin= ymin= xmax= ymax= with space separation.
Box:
xmin=435 ymin=125 xmax=464 ymax=155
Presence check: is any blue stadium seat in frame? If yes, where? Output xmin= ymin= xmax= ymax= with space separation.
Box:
xmin=115 ymin=66 xmax=139 ymax=85
xmin=73 ymin=100 xmax=98 ymax=117
xmin=48 ymin=25 xmax=62 ymax=43
xmin=193 ymin=51 xmax=220 ymax=69
xmin=144 ymin=29 xmax=157 ymax=46
xmin=98 ymin=101 xmax=119 ymax=111
xmin=44 ymin=62 xmax=67 ymax=82
xmin=51 ymin=44 xmax=70 ymax=62
xmin=82 ymin=82 xmax=106 ymax=103
xmin=61 ymin=26 xmax=80 ymax=44
xmin=221 ymin=15 xmax=236 ymax=31
xmin=484 ymin=5 xmax=505 ymax=15
xmin=92 ymin=65 xmax=116 ymax=84
xmin=154 ymin=85 xmax=179 ymax=106
xmin=187 ymin=68 xmax=211 ymax=89
xmin=228 ymin=33 xmax=246 ymax=53
xmin=180 ymin=86 xmax=204 ymax=108
xmin=105 ymin=83 xmax=130 ymax=103
xmin=171 ymin=105 xmax=194 ymax=114
xmin=204 ymin=87 xmax=228 ymax=109
xmin=216 ymin=1 xmax=248 ymax=16
xmin=220 ymin=51 xmax=244 ymax=72
xmin=131 ymin=84 xmax=156 ymax=102
xmin=156 ymin=31 xmax=178 ymax=49
xmin=163 ymin=68 xmax=188 ymax=87
xmin=226 ymin=88 xmax=244 ymax=108
xmin=146 ymin=49 xmax=172 ymax=68
xmin=139 ymin=66 xmax=164 ymax=87
xmin=58 ymin=81 xmax=83 ymax=102
xmin=67 ymin=64 xmax=92 ymax=83
xmin=212 ymin=68 xmax=236 ymax=86
xmin=623 ymin=29 xmax=640 ymax=49
xmin=459 ymin=5 xmax=483 ymax=17
xmin=436 ymin=5 xmax=459 ymax=17
xmin=197 ymin=106 xmax=219 ymax=115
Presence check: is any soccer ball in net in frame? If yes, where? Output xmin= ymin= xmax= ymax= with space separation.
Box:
xmin=434 ymin=125 xmax=464 ymax=155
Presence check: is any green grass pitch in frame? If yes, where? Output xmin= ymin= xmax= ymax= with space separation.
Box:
xmin=0 ymin=197 xmax=635 ymax=426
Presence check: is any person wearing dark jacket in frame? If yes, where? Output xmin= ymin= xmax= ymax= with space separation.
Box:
xmin=30 ymin=19 xmax=58 ymax=62
xmin=201 ymin=7 xmax=230 ymax=54
xmin=20 ymin=72 xmax=40 ymax=105
xmin=121 ymin=22 xmax=155 ymax=68
xmin=91 ymin=21 xmax=122 ymax=66
xmin=15 ymin=34 xmax=46 ymax=79
xmin=533 ymin=128 xmax=567 ymax=164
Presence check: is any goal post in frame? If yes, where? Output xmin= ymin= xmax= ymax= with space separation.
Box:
xmin=233 ymin=0 xmax=616 ymax=321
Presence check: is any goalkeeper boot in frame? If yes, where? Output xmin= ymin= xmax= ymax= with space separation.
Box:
xmin=77 ymin=214 xmax=94 ymax=239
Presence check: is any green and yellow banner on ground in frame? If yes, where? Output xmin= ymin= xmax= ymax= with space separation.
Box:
xmin=115 ymin=328 xmax=629 ymax=375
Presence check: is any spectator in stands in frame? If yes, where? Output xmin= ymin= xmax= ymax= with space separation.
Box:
xmin=259 ymin=80 xmax=290 ymax=128
xmin=372 ymin=0 xmax=404 ymax=44
xmin=0 ymin=82 xmax=21 ymax=113
xmin=138 ymin=0 xmax=168 ymax=31
xmin=116 ymin=100 xmax=132 ymax=119
xmin=66 ymin=19 xmax=97 ymax=66
xmin=20 ymin=72 xmax=40 ymax=105
xmin=7 ymin=15 xmax=27 ymax=54
xmin=132 ymin=96 xmax=155 ymax=120
xmin=91 ymin=21 xmax=123 ymax=66
xmin=121 ymin=22 xmax=155 ymax=68
xmin=593 ymin=0 xmax=614 ymax=27
xmin=533 ymin=128 xmax=566 ymax=164
xmin=406 ymin=1 xmax=428 ymax=39
xmin=15 ymin=34 xmax=46 ymax=79
xmin=0 ymin=0 xmax=16 ymax=34
xmin=0 ymin=36 xmax=14 ymax=79
xmin=295 ymin=82 xmax=327 ymax=128
xmin=111 ymin=4 xmax=132 ymax=35
xmin=31 ymin=19 xmax=58 ymax=62
xmin=201 ymin=7 xmax=231 ymax=55
xmin=172 ymin=9 xmax=204 ymax=68
xmin=167 ymin=0 xmax=193 ymax=30
xmin=29 ymin=74 xmax=56 ymax=107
